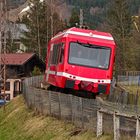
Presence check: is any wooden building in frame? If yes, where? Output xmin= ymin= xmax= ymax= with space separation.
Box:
xmin=0 ymin=78 xmax=21 ymax=101
xmin=0 ymin=53 xmax=45 ymax=78
xmin=0 ymin=53 xmax=45 ymax=100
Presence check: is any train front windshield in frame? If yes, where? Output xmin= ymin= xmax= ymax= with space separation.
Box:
xmin=68 ymin=42 xmax=111 ymax=69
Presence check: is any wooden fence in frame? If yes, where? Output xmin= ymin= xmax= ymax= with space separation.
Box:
xmin=22 ymin=76 xmax=140 ymax=140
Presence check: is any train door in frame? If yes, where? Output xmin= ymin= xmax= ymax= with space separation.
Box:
xmin=47 ymin=42 xmax=64 ymax=86
xmin=55 ymin=43 xmax=65 ymax=86
xmin=46 ymin=44 xmax=53 ymax=82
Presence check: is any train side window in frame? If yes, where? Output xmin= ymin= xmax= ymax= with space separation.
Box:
xmin=51 ymin=44 xmax=56 ymax=64
xmin=51 ymin=44 xmax=61 ymax=65
xmin=50 ymin=43 xmax=64 ymax=65
xmin=48 ymin=45 xmax=53 ymax=66
xmin=59 ymin=43 xmax=64 ymax=63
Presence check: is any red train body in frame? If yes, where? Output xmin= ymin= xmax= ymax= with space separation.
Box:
xmin=45 ymin=27 xmax=116 ymax=95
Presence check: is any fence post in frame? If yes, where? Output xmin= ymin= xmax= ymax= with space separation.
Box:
xmin=58 ymin=93 xmax=61 ymax=119
xmin=80 ymin=97 xmax=84 ymax=128
xmin=22 ymin=80 xmax=26 ymax=99
xmin=39 ymin=92 xmax=43 ymax=114
xmin=70 ymin=95 xmax=73 ymax=122
xmin=113 ymin=113 xmax=120 ymax=140
xmin=48 ymin=91 xmax=51 ymax=115
xmin=96 ymin=110 xmax=103 ymax=137
xmin=39 ymin=91 xmax=43 ymax=114
xmin=138 ymin=75 xmax=140 ymax=86
xmin=136 ymin=117 xmax=140 ymax=140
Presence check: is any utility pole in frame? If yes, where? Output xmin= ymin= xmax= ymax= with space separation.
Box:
xmin=0 ymin=1 xmax=4 ymax=87
xmin=37 ymin=8 xmax=41 ymax=58
xmin=0 ymin=2 xmax=2 ymax=75
xmin=80 ymin=9 xmax=83 ymax=28
xmin=50 ymin=0 xmax=53 ymax=37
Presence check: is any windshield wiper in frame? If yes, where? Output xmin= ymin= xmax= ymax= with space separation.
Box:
xmin=77 ymin=41 xmax=93 ymax=48
xmin=77 ymin=41 xmax=110 ymax=50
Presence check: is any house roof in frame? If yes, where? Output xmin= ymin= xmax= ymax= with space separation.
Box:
xmin=0 ymin=53 xmax=36 ymax=65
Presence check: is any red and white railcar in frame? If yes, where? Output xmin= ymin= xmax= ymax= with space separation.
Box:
xmin=45 ymin=27 xmax=116 ymax=95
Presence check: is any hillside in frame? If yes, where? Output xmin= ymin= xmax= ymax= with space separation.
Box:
xmin=6 ymin=0 xmax=72 ymax=22
xmin=7 ymin=2 xmax=28 ymax=22
xmin=0 ymin=96 xmax=112 ymax=140
xmin=7 ymin=0 xmax=140 ymax=28
xmin=65 ymin=0 xmax=140 ymax=28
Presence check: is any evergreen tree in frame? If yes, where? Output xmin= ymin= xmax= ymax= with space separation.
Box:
xmin=65 ymin=0 xmax=139 ymax=30
xmin=69 ymin=8 xmax=79 ymax=27
xmin=129 ymin=0 xmax=140 ymax=14
xmin=21 ymin=0 xmax=65 ymax=60
xmin=53 ymin=12 xmax=66 ymax=35
xmin=21 ymin=0 xmax=49 ymax=60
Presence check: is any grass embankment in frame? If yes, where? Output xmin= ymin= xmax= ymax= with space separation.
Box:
xmin=0 ymin=96 xmax=112 ymax=140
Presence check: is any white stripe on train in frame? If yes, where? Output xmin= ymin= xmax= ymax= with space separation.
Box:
xmin=52 ymin=30 xmax=114 ymax=41
xmin=45 ymin=70 xmax=111 ymax=84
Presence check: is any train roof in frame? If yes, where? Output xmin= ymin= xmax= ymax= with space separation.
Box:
xmin=51 ymin=27 xmax=116 ymax=45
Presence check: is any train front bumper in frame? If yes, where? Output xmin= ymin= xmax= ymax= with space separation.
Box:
xmin=65 ymin=79 xmax=109 ymax=94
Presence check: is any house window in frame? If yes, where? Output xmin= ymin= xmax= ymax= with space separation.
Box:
xmin=5 ymin=94 xmax=10 ymax=101
xmin=5 ymin=82 xmax=10 ymax=91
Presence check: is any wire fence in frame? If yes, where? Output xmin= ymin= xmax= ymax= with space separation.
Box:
xmin=108 ymin=71 xmax=140 ymax=105
xmin=117 ymin=75 xmax=140 ymax=86
xmin=107 ymin=86 xmax=140 ymax=105
xmin=118 ymin=71 xmax=140 ymax=77
xmin=23 ymin=76 xmax=140 ymax=140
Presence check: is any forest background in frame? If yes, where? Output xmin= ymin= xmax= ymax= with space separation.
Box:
xmin=9 ymin=0 xmax=140 ymax=72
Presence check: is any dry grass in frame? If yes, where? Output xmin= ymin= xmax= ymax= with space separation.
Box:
xmin=122 ymin=85 xmax=140 ymax=94
xmin=0 ymin=96 xmax=113 ymax=140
